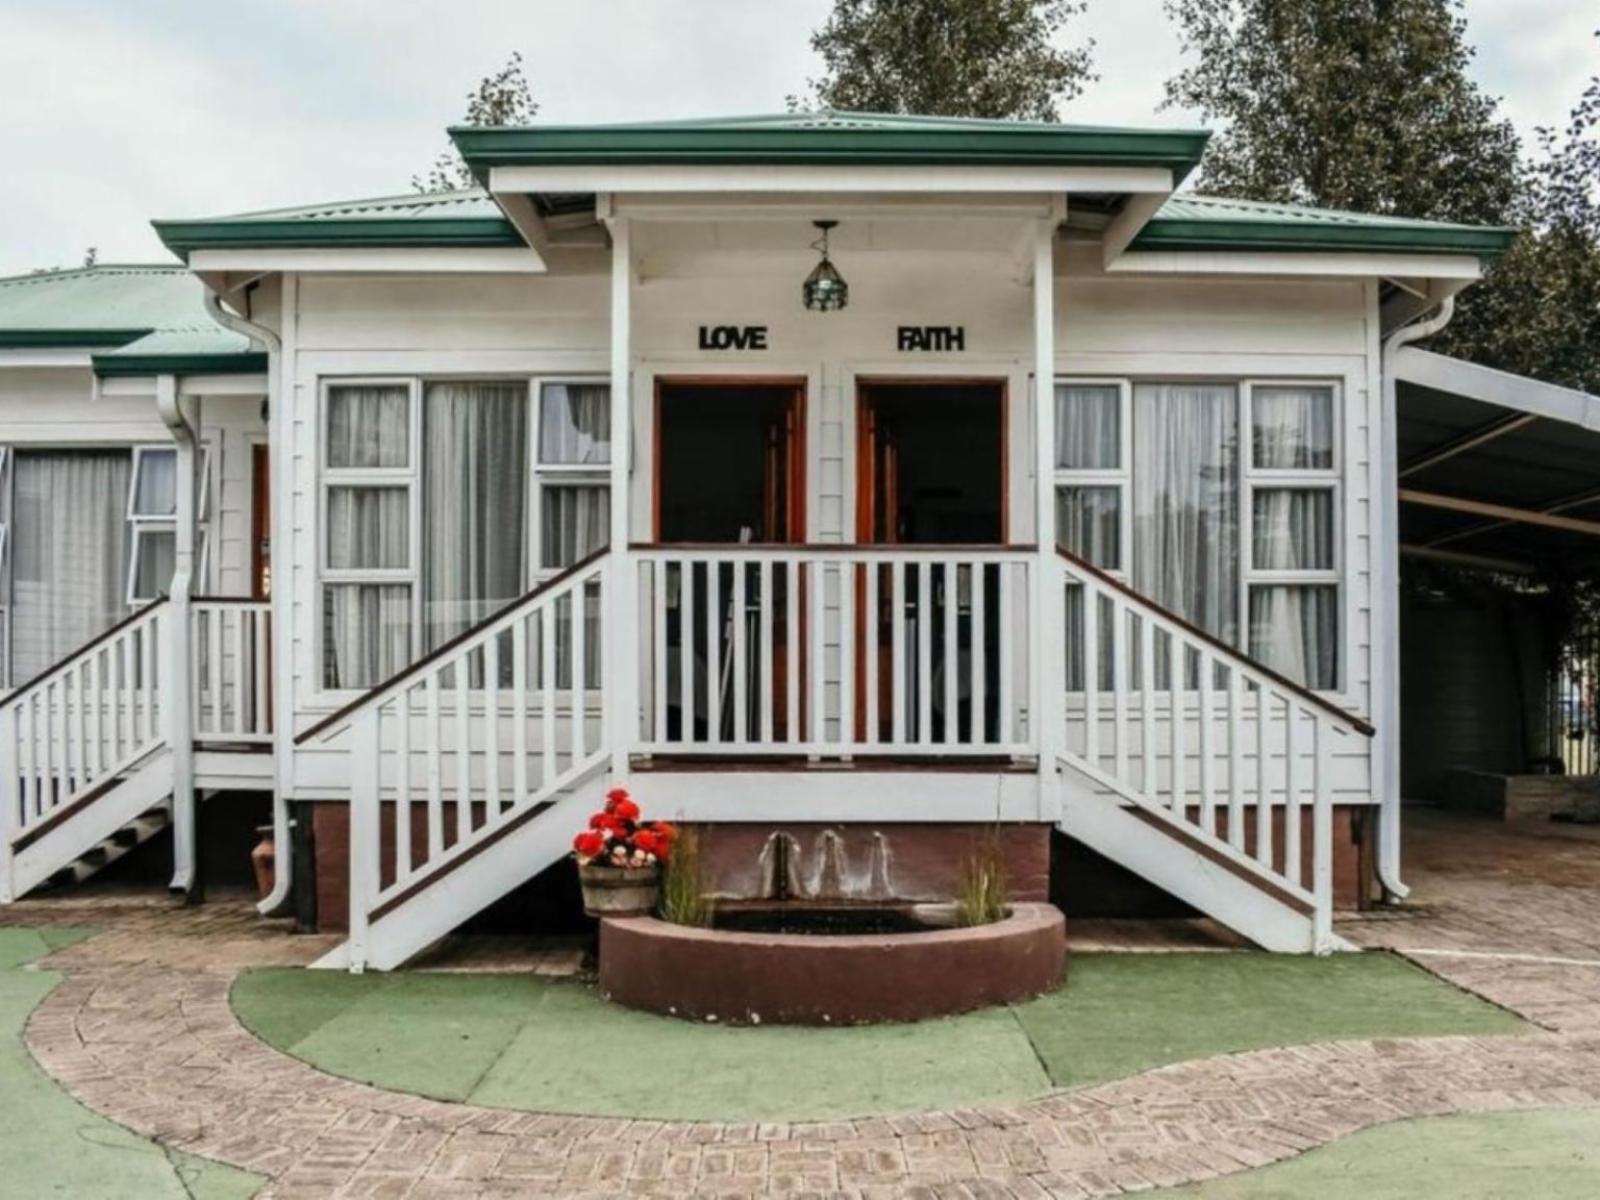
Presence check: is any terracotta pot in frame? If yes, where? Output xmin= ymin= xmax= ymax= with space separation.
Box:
xmin=250 ymin=825 xmax=276 ymax=900
xmin=578 ymin=863 xmax=659 ymax=917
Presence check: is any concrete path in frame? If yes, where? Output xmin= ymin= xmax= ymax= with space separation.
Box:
xmin=8 ymin=809 xmax=1600 ymax=1199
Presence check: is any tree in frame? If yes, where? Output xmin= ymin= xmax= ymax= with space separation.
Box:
xmin=413 ymin=53 xmax=538 ymax=193
xmin=1163 ymin=0 xmax=1521 ymax=224
xmin=1442 ymin=42 xmax=1600 ymax=394
xmin=793 ymin=0 xmax=1095 ymax=122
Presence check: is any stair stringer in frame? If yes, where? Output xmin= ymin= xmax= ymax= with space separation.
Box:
xmin=1057 ymin=767 xmax=1319 ymax=953
xmin=313 ymin=766 xmax=611 ymax=972
xmin=10 ymin=750 xmax=175 ymax=899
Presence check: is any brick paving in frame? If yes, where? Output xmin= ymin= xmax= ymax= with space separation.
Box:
xmin=5 ymin=809 xmax=1600 ymax=1198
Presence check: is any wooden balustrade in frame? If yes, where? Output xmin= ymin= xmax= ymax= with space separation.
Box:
xmin=191 ymin=599 xmax=272 ymax=744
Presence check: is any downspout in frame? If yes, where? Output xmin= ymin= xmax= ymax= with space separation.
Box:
xmin=156 ymin=374 xmax=198 ymax=896
xmin=1376 ymin=294 xmax=1456 ymax=902
xmin=203 ymin=287 xmax=292 ymax=917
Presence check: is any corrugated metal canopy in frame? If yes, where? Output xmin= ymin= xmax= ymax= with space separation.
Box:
xmin=1396 ymin=350 xmax=1600 ymax=572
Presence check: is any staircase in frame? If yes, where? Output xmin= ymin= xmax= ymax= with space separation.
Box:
xmin=1054 ymin=549 xmax=1374 ymax=953
xmin=1 ymin=602 xmax=176 ymax=902
xmin=304 ymin=550 xmax=612 ymax=971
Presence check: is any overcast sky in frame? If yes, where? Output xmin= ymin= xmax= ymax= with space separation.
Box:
xmin=0 ymin=0 xmax=1593 ymax=276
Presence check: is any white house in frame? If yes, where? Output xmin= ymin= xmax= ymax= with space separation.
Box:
xmin=0 ymin=112 xmax=1519 ymax=968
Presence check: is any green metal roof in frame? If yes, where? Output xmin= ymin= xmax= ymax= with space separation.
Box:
xmin=154 ymin=189 xmax=523 ymax=260
xmin=0 ymin=264 xmax=262 ymax=376
xmin=90 ymin=326 xmax=263 ymax=378
xmin=450 ymin=109 xmax=1213 ymax=181
xmin=1133 ymin=194 xmax=1519 ymax=257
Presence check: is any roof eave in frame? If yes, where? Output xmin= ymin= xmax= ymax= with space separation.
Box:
xmin=1131 ymin=220 xmax=1520 ymax=258
xmin=152 ymin=217 xmax=525 ymax=260
xmin=0 ymin=328 xmax=150 ymax=349
xmin=91 ymin=350 xmax=270 ymax=378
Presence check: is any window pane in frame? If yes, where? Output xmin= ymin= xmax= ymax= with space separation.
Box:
xmin=131 ymin=528 xmax=175 ymax=600
xmin=327 ymin=487 xmax=409 ymax=569
xmin=132 ymin=449 xmax=178 ymax=516
xmin=539 ymin=383 xmax=611 ymax=464
xmin=541 ymin=485 xmax=610 ymax=569
xmin=1056 ymin=486 xmax=1121 ymax=570
xmin=327 ymin=384 xmax=409 ymax=468
xmin=323 ymin=584 xmax=411 ymax=689
xmin=422 ymin=381 xmax=529 ymax=649
xmin=1055 ymin=384 xmax=1120 ymax=469
xmin=1131 ymin=383 xmax=1239 ymax=644
xmin=1252 ymin=386 xmax=1334 ymax=470
xmin=1249 ymin=585 xmax=1337 ymax=690
xmin=1252 ymin=489 xmax=1334 ymax=570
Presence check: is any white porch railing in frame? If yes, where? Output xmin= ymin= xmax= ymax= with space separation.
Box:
xmin=1056 ymin=547 xmax=1374 ymax=946
xmin=632 ymin=544 xmax=1036 ymax=759
xmin=192 ymin=599 xmax=273 ymax=744
xmin=1 ymin=600 xmax=168 ymax=846
xmin=298 ymin=550 xmax=610 ymax=951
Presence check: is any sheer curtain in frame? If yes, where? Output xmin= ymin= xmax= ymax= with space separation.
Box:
xmin=1132 ymin=383 xmax=1240 ymax=642
xmin=10 ymin=451 xmax=131 ymax=680
xmin=539 ymin=384 xmax=611 ymax=464
xmin=1252 ymin=490 xmax=1333 ymax=570
xmin=540 ymin=487 xmax=610 ymax=569
xmin=1250 ymin=586 xmax=1337 ymax=689
xmin=328 ymin=386 xmax=409 ymax=468
xmin=325 ymin=586 xmax=411 ymax=690
xmin=1055 ymin=384 xmax=1119 ymax=470
xmin=1253 ymin=386 xmax=1333 ymax=469
xmin=423 ymin=381 xmax=528 ymax=650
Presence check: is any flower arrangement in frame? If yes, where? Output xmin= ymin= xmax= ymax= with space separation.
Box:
xmin=572 ymin=788 xmax=677 ymax=871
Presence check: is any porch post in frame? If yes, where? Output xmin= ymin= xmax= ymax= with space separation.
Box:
xmin=156 ymin=373 xmax=198 ymax=895
xmin=607 ymin=214 xmax=636 ymax=778
xmin=1033 ymin=215 xmax=1064 ymax=817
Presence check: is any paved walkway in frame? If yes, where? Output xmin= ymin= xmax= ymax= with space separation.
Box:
xmin=5 ymin=809 xmax=1600 ymax=1199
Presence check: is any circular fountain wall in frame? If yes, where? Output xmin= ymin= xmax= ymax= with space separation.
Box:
xmin=598 ymin=903 xmax=1066 ymax=1025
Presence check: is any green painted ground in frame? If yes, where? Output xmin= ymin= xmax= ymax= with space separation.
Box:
xmin=232 ymin=951 xmax=1526 ymax=1123
xmin=0 ymin=928 xmax=265 ymax=1200
xmin=1149 ymin=1109 xmax=1600 ymax=1199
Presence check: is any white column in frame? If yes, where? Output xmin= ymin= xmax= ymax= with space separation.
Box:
xmin=607 ymin=216 xmax=637 ymax=778
xmin=1033 ymin=218 xmax=1064 ymax=818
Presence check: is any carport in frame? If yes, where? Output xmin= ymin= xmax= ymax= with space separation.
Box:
xmin=1394 ymin=347 xmax=1600 ymax=821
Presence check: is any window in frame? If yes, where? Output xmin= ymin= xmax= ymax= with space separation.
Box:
xmin=125 ymin=445 xmax=212 ymax=604
xmin=0 ymin=446 xmax=9 ymax=686
xmin=1245 ymin=384 xmax=1339 ymax=690
xmin=318 ymin=377 xmax=612 ymax=691
xmin=321 ymin=382 xmax=417 ymax=689
xmin=1056 ymin=380 xmax=1340 ymax=691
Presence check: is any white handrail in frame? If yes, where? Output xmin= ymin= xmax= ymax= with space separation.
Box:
xmin=191 ymin=600 xmax=272 ymax=744
xmin=2 ymin=601 xmax=168 ymax=848
xmin=343 ymin=553 xmax=610 ymax=957
xmin=1057 ymin=549 xmax=1371 ymax=950
xmin=632 ymin=545 xmax=1036 ymax=759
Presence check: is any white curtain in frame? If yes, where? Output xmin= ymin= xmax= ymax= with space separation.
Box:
xmin=133 ymin=449 xmax=178 ymax=515
xmin=541 ymin=486 xmax=609 ymax=570
xmin=328 ymin=385 xmax=409 ymax=468
xmin=1253 ymin=386 xmax=1333 ymax=469
xmin=1252 ymin=489 xmax=1333 ymax=570
xmin=1056 ymin=486 xmax=1120 ymax=570
xmin=422 ymin=381 xmax=528 ymax=650
xmin=10 ymin=451 xmax=131 ymax=680
xmin=1251 ymin=586 xmax=1337 ymax=689
xmin=324 ymin=585 xmax=411 ymax=689
xmin=327 ymin=488 xmax=408 ymax=569
xmin=1132 ymin=383 xmax=1240 ymax=643
xmin=539 ymin=384 xmax=611 ymax=464
xmin=1056 ymin=384 xmax=1120 ymax=470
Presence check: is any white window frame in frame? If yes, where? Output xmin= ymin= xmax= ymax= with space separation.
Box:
xmin=318 ymin=378 xmax=422 ymax=690
xmin=1241 ymin=380 xmax=1343 ymax=691
xmin=530 ymin=376 xmax=612 ymax=582
xmin=125 ymin=443 xmax=214 ymax=605
xmin=1055 ymin=377 xmax=1347 ymax=695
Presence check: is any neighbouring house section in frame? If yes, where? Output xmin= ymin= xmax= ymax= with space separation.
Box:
xmin=2 ymin=112 xmax=1527 ymax=966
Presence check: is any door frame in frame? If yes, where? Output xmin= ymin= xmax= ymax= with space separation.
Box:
xmin=853 ymin=375 xmax=1010 ymax=545
xmin=651 ymin=375 xmax=809 ymax=544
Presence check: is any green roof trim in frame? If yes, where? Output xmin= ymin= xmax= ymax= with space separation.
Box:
xmin=153 ymin=190 xmax=523 ymax=260
xmin=0 ymin=328 xmax=152 ymax=349
xmin=450 ymin=110 xmax=1212 ymax=181
xmin=0 ymin=265 xmax=219 ymax=349
xmin=1134 ymin=194 xmax=1519 ymax=257
xmin=92 ymin=350 xmax=268 ymax=378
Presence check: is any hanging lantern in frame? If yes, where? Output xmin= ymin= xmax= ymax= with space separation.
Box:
xmin=802 ymin=220 xmax=848 ymax=312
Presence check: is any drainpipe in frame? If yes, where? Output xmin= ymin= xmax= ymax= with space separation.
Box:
xmin=156 ymin=373 xmax=199 ymax=897
xmin=203 ymin=287 xmax=292 ymax=917
xmin=1376 ymin=294 xmax=1455 ymax=902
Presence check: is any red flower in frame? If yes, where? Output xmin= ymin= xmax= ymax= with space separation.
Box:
xmin=634 ymin=830 xmax=661 ymax=857
xmin=653 ymin=821 xmax=678 ymax=842
xmin=605 ymin=787 xmax=631 ymax=813
xmin=612 ymin=797 xmax=640 ymax=823
xmin=572 ymin=831 xmax=605 ymax=859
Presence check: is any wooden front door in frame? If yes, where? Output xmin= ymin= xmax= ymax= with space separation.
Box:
xmin=250 ymin=443 xmax=271 ymax=598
